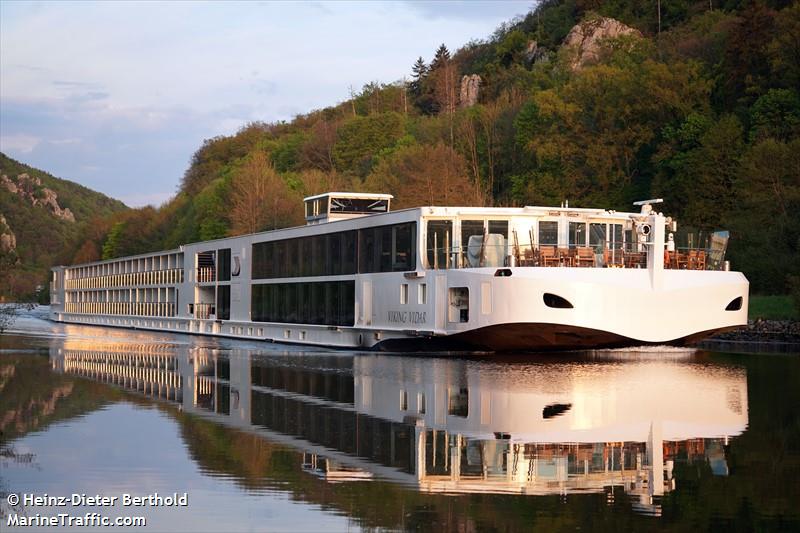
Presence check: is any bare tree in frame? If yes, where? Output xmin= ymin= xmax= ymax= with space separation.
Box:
xmin=229 ymin=151 xmax=302 ymax=235
xmin=300 ymin=120 xmax=340 ymax=171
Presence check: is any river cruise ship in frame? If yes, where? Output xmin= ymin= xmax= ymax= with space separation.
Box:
xmin=49 ymin=192 xmax=748 ymax=351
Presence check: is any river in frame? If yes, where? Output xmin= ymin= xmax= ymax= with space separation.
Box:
xmin=1 ymin=307 xmax=798 ymax=532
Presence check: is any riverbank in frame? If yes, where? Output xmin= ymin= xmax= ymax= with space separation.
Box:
xmin=705 ymin=319 xmax=800 ymax=350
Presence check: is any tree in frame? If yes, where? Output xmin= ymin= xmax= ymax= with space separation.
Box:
xmin=229 ymin=151 xmax=302 ymax=235
xmin=364 ymin=143 xmax=481 ymax=208
xmin=101 ymin=222 xmax=125 ymax=260
xmin=749 ymin=89 xmax=800 ymax=143
xmin=431 ymin=44 xmax=451 ymax=70
xmin=296 ymin=168 xmax=346 ymax=197
xmin=655 ymin=113 xmax=744 ymax=230
xmin=72 ymin=240 xmax=100 ymax=264
xmin=332 ymin=112 xmax=406 ymax=175
xmin=727 ymin=138 xmax=800 ymax=293
xmin=300 ymin=120 xmax=340 ymax=171
xmin=410 ymin=57 xmax=428 ymax=97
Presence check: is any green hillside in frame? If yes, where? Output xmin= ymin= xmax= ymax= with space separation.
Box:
xmin=0 ymin=153 xmax=128 ymax=299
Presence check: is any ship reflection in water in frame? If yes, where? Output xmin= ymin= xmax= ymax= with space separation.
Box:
xmin=50 ymin=343 xmax=747 ymax=517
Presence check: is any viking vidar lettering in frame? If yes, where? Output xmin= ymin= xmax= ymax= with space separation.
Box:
xmin=387 ymin=311 xmax=427 ymax=324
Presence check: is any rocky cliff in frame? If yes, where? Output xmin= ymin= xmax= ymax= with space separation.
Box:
xmin=0 ymin=213 xmax=16 ymax=254
xmin=2 ymin=172 xmax=75 ymax=222
xmin=563 ymin=16 xmax=642 ymax=70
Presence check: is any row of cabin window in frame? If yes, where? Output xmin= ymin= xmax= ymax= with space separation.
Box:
xmin=251 ymin=222 xmax=416 ymax=279
xmin=251 ymin=281 xmax=355 ymax=326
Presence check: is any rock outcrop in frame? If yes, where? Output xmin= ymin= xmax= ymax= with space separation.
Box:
xmin=1 ymin=173 xmax=75 ymax=222
xmin=0 ymin=213 xmax=16 ymax=253
xmin=459 ymin=74 xmax=481 ymax=108
xmin=563 ymin=17 xmax=642 ymax=70
xmin=524 ymin=40 xmax=550 ymax=64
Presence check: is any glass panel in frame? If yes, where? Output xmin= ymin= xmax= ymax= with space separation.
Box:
xmin=326 ymin=282 xmax=339 ymax=325
xmin=461 ymin=220 xmax=484 ymax=245
xmin=393 ymin=223 xmax=415 ymax=271
xmin=300 ymin=237 xmax=312 ymax=277
xmin=569 ymin=222 xmax=587 ymax=247
xmin=217 ymin=285 xmax=230 ymax=320
xmin=342 ymin=230 xmax=357 ymax=275
xmin=589 ymin=223 xmax=606 ymax=252
xmin=538 ymin=221 xmax=558 ymax=245
xmin=611 ymin=224 xmax=623 ymax=249
xmin=312 ymin=235 xmax=325 ymax=277
xmin=341 ymin=281 xmax=355 ymax=326
xmin=217 ymin=248 xmax=231 ymax=281
xmin=426 ymin=220 xmax=452 ymax=269
xmin=461 ymin=220 xmax=484 ymax=267
xmin=329 ymin=232 xmax=342 ymax=276
xmin=359 ymin=228 xmax=376 ymax=273
xmin=379 ymin=226 xmax=393 ymax=272
xmin=487 ymin=220 xmax=508 ymax=266
xmin=275 ymin=241 xmax=286 ymax=278
xmin=488 ymin=220 xmax=508 ymax=237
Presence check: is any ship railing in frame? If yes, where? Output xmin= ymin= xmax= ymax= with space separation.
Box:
xmin=425 ymin=243 xmax=722 ymax=270
xmin=193 ymin=303 xmax=215 ymax=320
xmin=65 ymin=268 xmax=184 ymax=289
xmin=196 ymin=267 xmax=216 ymax=283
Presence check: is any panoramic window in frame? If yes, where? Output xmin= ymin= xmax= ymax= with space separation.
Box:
xmin=252 ymin=230 xmax=357 ymax=280
xmin=251 ymin=281 xmax=355 ymax=327
xmin=358 ymin=222 xmax=417 ymax=273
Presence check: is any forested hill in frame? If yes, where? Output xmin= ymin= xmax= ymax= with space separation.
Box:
xmin=11 ymin=0 xmax=800 ymax=299
xmin=0 ymin=153 xmax=128 ymax=299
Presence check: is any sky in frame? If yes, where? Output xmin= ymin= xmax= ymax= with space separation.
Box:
xmin=0 ymin=0 xmax=533 ymax=207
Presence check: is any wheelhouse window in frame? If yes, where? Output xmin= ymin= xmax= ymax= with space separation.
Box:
xmin=330 ymin=197 xmax=389 ymax=214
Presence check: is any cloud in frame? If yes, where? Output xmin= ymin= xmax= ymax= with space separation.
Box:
xmin=0 ymin=134 xmax=41 ymax=153
xmin=48 ymin=137 xmax=83 ymax=146
xmin=0 ymin=0 xmax=534 ymax=203
xmin=401 ymin=0 xmax=532 ymax=21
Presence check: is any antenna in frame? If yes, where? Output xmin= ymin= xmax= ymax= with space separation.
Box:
xmin=633 ymin=198 xmax=664 ymax=206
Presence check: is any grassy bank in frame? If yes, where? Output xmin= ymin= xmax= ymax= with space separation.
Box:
xmin=749 ymin=295 xmax=799 ymax=321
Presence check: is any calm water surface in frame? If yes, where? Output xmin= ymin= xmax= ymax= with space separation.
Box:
xmin=1 ymin=308 xmax=798 ymax=532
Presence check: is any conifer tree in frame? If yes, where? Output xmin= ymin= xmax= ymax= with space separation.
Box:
xmin=410 ymin=56 xmax=428 ymax=96
xmin=431 ymin=44 xmax=451 ymax=71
